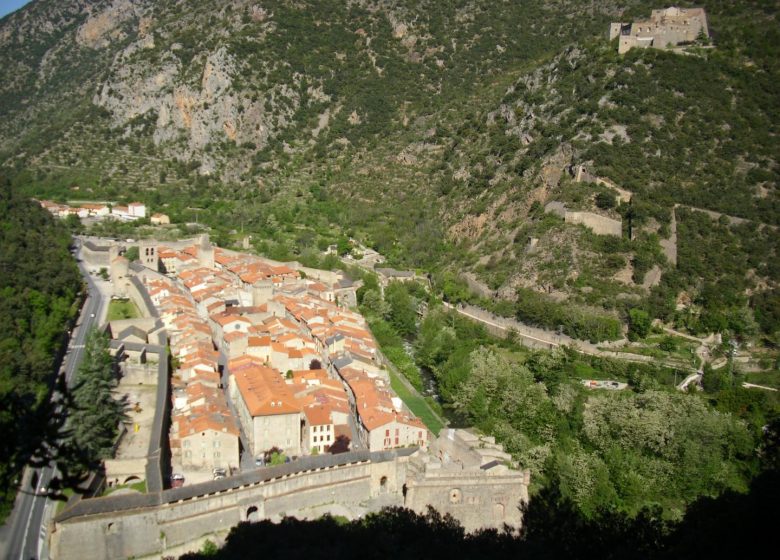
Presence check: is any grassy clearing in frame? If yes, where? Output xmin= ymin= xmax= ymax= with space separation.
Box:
xmin=102 ymin=479 xmax=147 ymax=496
xmin=387 ymin=369 xmax=444 ymax=436
xmin=107 ymin=298 xmax=140 ymax=321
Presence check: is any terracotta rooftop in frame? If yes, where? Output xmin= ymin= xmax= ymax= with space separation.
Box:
xmin=232 ymin=365 xmax=302 ymax=416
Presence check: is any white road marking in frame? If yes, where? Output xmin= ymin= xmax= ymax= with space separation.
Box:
xmin=20 ymin=470 xmax=44 ymax=560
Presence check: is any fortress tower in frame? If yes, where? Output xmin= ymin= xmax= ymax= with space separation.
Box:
xmin=252 ymin=279 xmax=274 ymax=306
xmin=139 ymin=241 xmax=159 ymax=271
xmin=198 ymin=234 xmax=215 ymax=269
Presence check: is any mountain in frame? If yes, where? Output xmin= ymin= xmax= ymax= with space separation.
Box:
xmin=1 ymin=0 xmax=778 ymax=339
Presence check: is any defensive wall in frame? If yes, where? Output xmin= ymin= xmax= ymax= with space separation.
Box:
xmin=51 ymin=450 xmax=415 ymax=560
xmin=51 ymin=440 xmax=530 ymax=560
xmin=442 ymin=302 xmax=560 ymax=351
xmin=544 ymin=201 xmax=623 ymax=237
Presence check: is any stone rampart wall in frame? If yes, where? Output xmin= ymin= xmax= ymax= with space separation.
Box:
xmin=53 ymin=461 xmax=374 ymax=560
xmin=127 ymin=276 xmax=158 ymax=318
xmin=565 ymin=211 xmax=623 ymax=237
xmin=405 ymin=472 xmax=527 ymax=532
xmin=51 ymin=451 xmax=415 ymax=560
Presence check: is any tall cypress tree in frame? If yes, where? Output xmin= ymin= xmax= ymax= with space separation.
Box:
xmin=65 ymin=330 xmax=128 ymax=470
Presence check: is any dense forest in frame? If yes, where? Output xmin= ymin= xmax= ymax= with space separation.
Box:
xmin=358 ymin=278 xmax=777 ymax=519
xmin=0 ymin=177 xmax=81 ymax=520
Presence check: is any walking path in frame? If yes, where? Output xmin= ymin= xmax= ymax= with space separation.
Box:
xmin=677 ymin=371 xmax=702 ymax=391
xmin=742 ymin=383 xmax=778 ymax=392
xmin=442 ymin=302 xmax=701 ymax=371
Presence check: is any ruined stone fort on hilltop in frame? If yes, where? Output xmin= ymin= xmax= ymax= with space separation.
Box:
xmin=610 ymin=6 xmax=709 ymax=54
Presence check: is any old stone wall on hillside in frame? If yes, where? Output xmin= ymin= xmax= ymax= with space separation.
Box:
xmin=544 ymin=201 xmax=622 ymax=237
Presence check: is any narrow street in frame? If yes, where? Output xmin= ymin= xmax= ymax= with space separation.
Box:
xmin=217 ymin=349 xmax=258 ymax=472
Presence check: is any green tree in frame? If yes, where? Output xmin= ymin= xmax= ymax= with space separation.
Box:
xmin=65 ymin=330 xmax=127 ymax=470
xmin=628 ymin=308 xmax=651 ymax=340
xmin=63 ymin=214 xmax=82 ymax=233
xmin=595 ymin=191 xmax=617 ymax=210
xmin=360 ymin=289 xmax=390 ymax=318
xmin=384 ymin=282 xmax=417 ymax=337
xmin=124 ymin=246 xmax=139 ymax=262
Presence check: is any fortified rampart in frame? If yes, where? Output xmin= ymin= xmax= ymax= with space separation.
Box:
xmin=610 ymin=6 xmax=709 ymax=54
xmin=544 ymin=201 xmax=622 ymax=237
xmin=565 ymin=211 xmax=623 ymax=236
xmin=406 ymin=429 xmax=529 ymax=531
xmin=51 ymin=450 xmax=413 ymax=560
xmin=51 ymin=433 xmax=530 ymax=560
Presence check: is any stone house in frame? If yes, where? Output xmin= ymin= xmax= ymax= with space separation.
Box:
xmin=610 ymin=6 xmax=709 ymax=54
xmin=175 ymin=407 xmax=240 ymax=470
xmin=302 ymin=405 xmax=335 ymax=454
xmin=228 ymin=363 xmax=303 ymax=457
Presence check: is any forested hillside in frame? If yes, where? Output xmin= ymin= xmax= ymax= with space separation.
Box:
xmin=0 ymin=177 xmax=81 ymax=519
xmin=0 ymin=0 xmax=778 ymax=535
xmin=356 ymin=276 xmax=774 ymax=519
xmin=2 ymin=0 xmax=777 ymax=343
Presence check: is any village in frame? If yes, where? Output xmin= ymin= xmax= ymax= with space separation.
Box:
xmin=79 ymin=232 xmax=428 ymax=488
xmin=36 ymin=199 xmax=171 ymax=224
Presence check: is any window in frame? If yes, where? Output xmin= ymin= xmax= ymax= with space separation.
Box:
xmin=395 ymin=429 xmax=399 ymax=436
xmin=184 ymin=440 xmax=190 ymax=448
xmin=213 ymin=441 xmax=220 ymax=448
xmin=395 ymin=437 xmax=399 ymax=445
xmin=385 ymin=429 xmax=390 ymax=437
xmin=214 ymin=452 xmax=221 ymax=459
xmin=184 ymin=451 xmax=191 ymax=458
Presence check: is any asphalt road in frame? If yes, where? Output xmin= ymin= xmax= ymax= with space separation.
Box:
xmin=3 ymin=239 xmax=106 ymax=560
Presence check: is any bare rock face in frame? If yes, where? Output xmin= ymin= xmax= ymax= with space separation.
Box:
xmin=76 ymin=0 xmax=139 ymax=49
xmin=539 ymin=143 xmax=573 ymax=189
xmin=95 ymin=41 xmax=290 ymax=172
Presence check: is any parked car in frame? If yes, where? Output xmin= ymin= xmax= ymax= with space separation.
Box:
xmin=212 ymin=468 xmax=227 ymax=480
xmin=254 ymin=457 xmax=265 ymax=467
xmin=171 ymin=473 xmax=185 ymax=488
